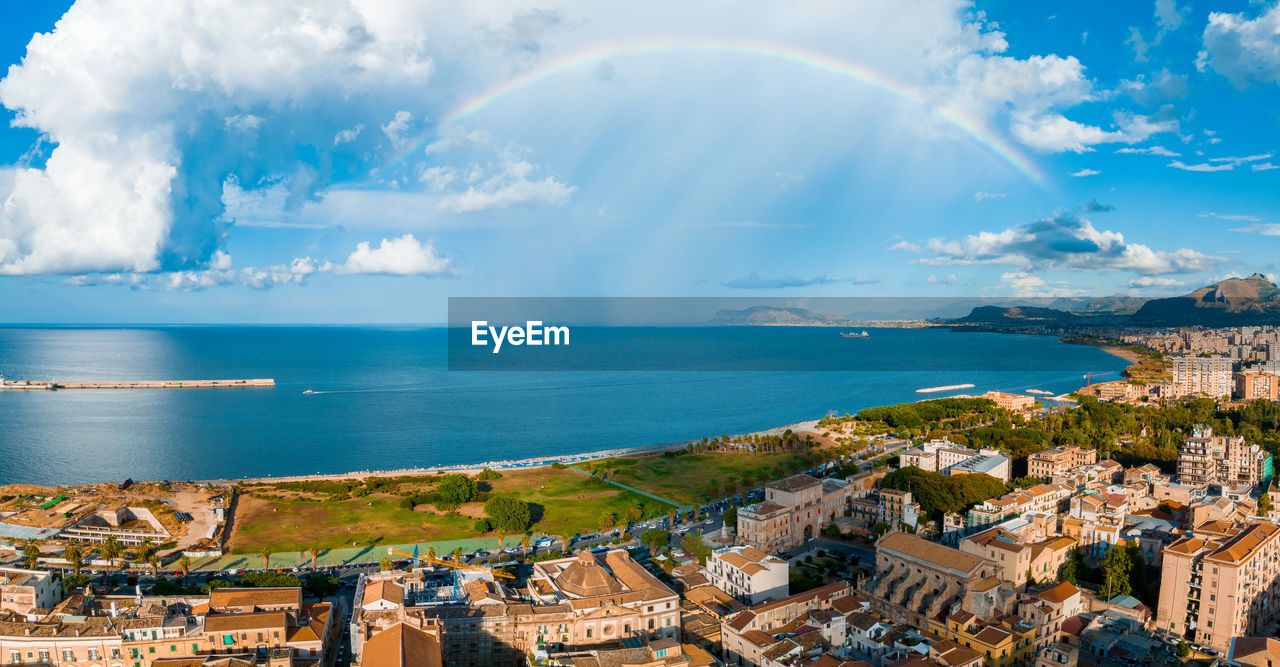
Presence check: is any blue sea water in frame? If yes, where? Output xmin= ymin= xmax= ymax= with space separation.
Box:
xmin=0 ymin=326 xmax=1127 ymax=485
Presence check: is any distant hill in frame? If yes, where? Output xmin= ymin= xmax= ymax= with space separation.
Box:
xmin=711 ymin=306 xmax=852 ymax=326
xmin=1131 ymin=273 xmax=1280 ymax=325
xmin=953 ymin=274 xmax=1280 ymax=328
xmin=953 ymin=305 xmax=1082 ymax=325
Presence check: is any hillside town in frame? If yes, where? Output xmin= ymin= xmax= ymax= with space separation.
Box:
xmin=3 ymin=346 xmax=1280 ymax=667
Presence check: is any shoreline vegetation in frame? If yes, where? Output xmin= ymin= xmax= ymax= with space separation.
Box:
xmin=1059 ymin=335 xmax=1169 ymax=382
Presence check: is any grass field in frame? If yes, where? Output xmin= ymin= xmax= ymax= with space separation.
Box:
xmin=583 ymin=450 xmax=821 ymax=507
xmin=228 ymin=467 xmax=674 ymax=554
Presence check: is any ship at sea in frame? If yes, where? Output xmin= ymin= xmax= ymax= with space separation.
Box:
xmin=839 ymin=331 xmax=870 ymax=338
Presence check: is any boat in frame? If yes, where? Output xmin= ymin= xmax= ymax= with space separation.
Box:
xmin=303 ymin=389 xmax=315 ymax=395
xmin=839 ymin=331 xmax=870 ymax=338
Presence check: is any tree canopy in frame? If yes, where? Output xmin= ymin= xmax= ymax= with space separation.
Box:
xmin=484 ymin=494 xmax=532 ymax=533
xmin=436 ymin=474 xmax=479 ymax=505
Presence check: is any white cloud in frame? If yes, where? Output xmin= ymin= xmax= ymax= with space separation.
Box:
xmin=381 ymin=110 xmax=414 ymax=148
xmin=974 ymin=191 xmax=1007 ymax=201
xmin=329 ymin=234 xmax=449 ymax=276
xmin=1169 ymin=153 xmax=1273 ymax=172
xmin=1001 ymin=271 xmax=1045 ymax=294
xmin=916 ymin=213 xmax=1220 ymax=275
xmin=1232 ymin=224 xmax=1280 ymax=236
xmin=1070 ymin=168 xmax=1100 ymax=177
xmin=1129 ymin=275 xmax=1185 ymax=288
xmin=333 ymin=124 xmax=364 ymax=146
xmin=1155 ymin=0 xmax=1186 ymax=35
xmin=433 ymin=146 xmax=575 ymax=213
xmin=1252 ymin=162 xmax=1279 ymax=171
xmin=926 ymin=273 xmax=958 ymax=284
xmin=1115 ymin=145 xmax=1180 ymax=157
xmin=1201 ymin=3 xmax=1280 ymax=87
xmin=1200 ymin=212 xmax=1261 ymax=222
xmin=0 ymin=0 xmax=433 ymax=276
xmin=889 ymin=239 xmax=922 ymax=253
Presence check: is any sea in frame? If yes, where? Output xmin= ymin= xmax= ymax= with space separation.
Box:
xmin=0 ymin=326 xmax=1128 ymax=485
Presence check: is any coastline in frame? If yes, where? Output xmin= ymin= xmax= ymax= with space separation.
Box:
xmin=200 ymin=419 xmax=828 ymax=487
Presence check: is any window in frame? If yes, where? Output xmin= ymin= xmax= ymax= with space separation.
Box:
xmin=586 ymin=628 xmax=592 ymax=638
xmin=9 ymin=651 xmax=18 ymax=664
xmin=63 ymin=649 xmax=74 ymax=661
xmin=89 ymin=649 xmax=100 ymax=660
xmin=648 ymin=618 xmax=655 ymax=630
xmin=193 ymin=644 xmax=200 ymax=652
xmin=149 ymin=647 xmax=155 ymax=654
xmin=38 ymin=652 xmax=49 ymax=663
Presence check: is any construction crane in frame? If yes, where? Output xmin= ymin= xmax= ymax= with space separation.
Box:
xmin=387 ymin=547 xmax=514 ymax=601
xmin=1082 ymin=371 xmax=1117 ymax=386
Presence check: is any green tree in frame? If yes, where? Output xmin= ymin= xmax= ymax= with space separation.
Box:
xmin=308 ymin=544 xmax=321 ymax=570
xmin=723 ymin=505 xmax=738 ymax=528
xmin=100 ymin=536 xmax=123 ymax=569
xmin=258 ymin=547 xmax=272 ymax=570
xmin=136 ymin=537 xmax=157 ymax=566
xmin=380 ymin=556 xmax=393 ymax=571
xmin=1099 ymin=544 xmax=1132 ymax=599
xmin=147 ymin=554 xmax=161 ymax=578
xmin=179 ymin=555 xmax=192 ymax=578
xmin=21 ymin=541 xmax=41 ymax=569
xmin=640 ymin=529 xmax=669 ymax=553
xmin=483 ymin=495 xmax=532 ymax=534
xmin=64 ymin=542 xmax=85 ymax=576
xmin=1259 ymin=492 xmax=1272 ymax=516
xmin=682 ymin=531 xmax=712 ymax=565
xmin=437 ymin=474 xmax=479 ymax=505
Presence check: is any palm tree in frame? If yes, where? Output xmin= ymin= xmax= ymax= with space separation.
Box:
xmin=101 ymin=536 xmax=123 ymax=569
xmin=258 ymin=547 xmax=272 ymax=570
xmin=598 ymin=513 xmax=615 ymax=534
xmin=147 ymin=554 xmax=161 ymax=578
xmin=426 ymin=546 xmax=437 ymax=560
xmin=308 ymin=544 xmax=320 ymax=571
xmin=64 ymin=542 xmax=85 ymax=576
xmin=521 ymin=534 xmax=531 ymax=559
xmin=625 ymin=506 xmax=642 ymax=526
xmin=496 ymin=529 xmax=505 ymax=551
xmin=452 ymin=547 xmax=463 ymax=563
xmin=178 ymin=555 xmax=191 ymax=578
xmin=21 ymin=540 xmax=41 ymax=569
xmin=136 ymin=537 xmax=156 ymax=566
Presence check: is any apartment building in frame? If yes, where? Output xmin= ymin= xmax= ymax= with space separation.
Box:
xmin=353 ymin=622 xmax=442 ymax=667
xmin=359 ymin=549 xmax=681 ymax=664
xmin=1172 ymin=355 xmax=1234 ymax=398
xmin=1177 ymin=426 xmax=1274 ymax=489
xmin=736 ymin=474 xmax=853 ymax=553
xmin=877 ymin=489 xmax=920 ymax=530
xmin=960 ymin=529 xmax=1077 ymax=589
xmin=1236 ymin=372 xmax=1280 ymax=400
xmin=1017 ymin=581 xmax=1084 ymax=654
xmin=720 ymin=582 xmax=852 ymax=667
xmin=0 ymin=567 xmax=59 ymax=614
xmin=965 ymin=484 xmax=1071 ymax=532
xmin=927 ymin=611 xmax=1035 ymax=667
xmin=706 ymin=546 xmax=788 ymax=605
xmin=1156 ymin=521 xmax=1280 ymax=652
xmin=199 ymin=588 xmax=336 ymax=664
xmin=1028 ymin=447 xmax=1097 ymax=481
xmin=899 ymin=439 xmax=980 ymax=473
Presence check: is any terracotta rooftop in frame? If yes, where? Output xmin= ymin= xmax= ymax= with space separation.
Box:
xmin=360 ymin=622 xmax=443 ymax=667
xmin=1032 ymin=582 xmax=1080 ymax=603
xmin=878 ymin=533 xmax=986 ymax=573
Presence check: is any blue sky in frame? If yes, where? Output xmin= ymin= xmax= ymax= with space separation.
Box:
xmin=2 ymin=0 xmax=1280 ymax=322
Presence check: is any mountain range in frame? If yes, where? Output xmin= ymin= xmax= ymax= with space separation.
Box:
xmin=956 ymin=274 xmax=1280 ymax=327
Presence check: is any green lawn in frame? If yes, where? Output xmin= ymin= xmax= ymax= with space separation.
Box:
xmin=583 ymin=450 xmax=819 ymax=506
xmin=228 ymin=467 xmax=673 ymax=554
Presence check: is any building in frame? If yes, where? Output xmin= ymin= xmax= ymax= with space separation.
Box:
xmin=863 ymin=532 xmax=1009 ymax=626
xmin=1177 ymin=425 xmax=1274 ymax=489
xmin=946 ymin=452 xmax=1012 ymax=483
xmin=899 ymin=439 xmax=980 ymax=473
xmin=981 ymin=391 xmax=1036 ymax=413
xmin=353 ymin=550 xmax=681 ymax=665
xmin=1156 ymin=521 xmax=1280 ymax=652
xmin=737 ymin=475 xmax=853 ymax=553
xmin=928 ymin=612 xmax=1035 ymax=667
xmin=720 ymin=582 xmax=853 ymax=667
xmin=964 ymin=484 xmax=1070 ymax=533
xmin=1172 ymin=355 xmax=1234 ymax=398
xmin=960 ymin=529 xmax=1077 ymax=590
xmin=1027 ymin=447 xmax=1097 ymax=481
xmin=706 ymin=546 xmax=788 ymax=605
xmin=1228 ymin=636 xmax=1280 ymax=666
xmin=200 ymin=588 xmax=337 ymax=664
xmin=877 ymin=489 xmax=920 ymax=530
xmin=0 ymin=567 xmax=59 ymax=614
xmin=1236 ymin=372 xmax=1280 ymax=401
xmin=353 ymin=622 xmax=442 ymax=667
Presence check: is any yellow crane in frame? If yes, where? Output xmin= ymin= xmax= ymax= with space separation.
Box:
xmin=387 ymin=548 xmax=514 ymax=579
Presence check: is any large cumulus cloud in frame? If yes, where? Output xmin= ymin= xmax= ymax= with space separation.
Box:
xmin=0 ymin=0 xmax=432 ymax=275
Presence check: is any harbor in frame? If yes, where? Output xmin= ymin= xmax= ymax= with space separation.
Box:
xmin=0 ymin=376 xmax=274 ymax=390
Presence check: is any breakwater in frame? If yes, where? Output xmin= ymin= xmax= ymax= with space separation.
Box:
xmin=1 ymin=378 xmax=274 ymax=390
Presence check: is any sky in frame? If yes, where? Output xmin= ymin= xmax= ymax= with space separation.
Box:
xmin=2 ymin=0 xmax=1280 ymax=323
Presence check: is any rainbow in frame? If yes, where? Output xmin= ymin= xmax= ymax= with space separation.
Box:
xmin=387 ymin=36 xmax=1047 ymax=188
